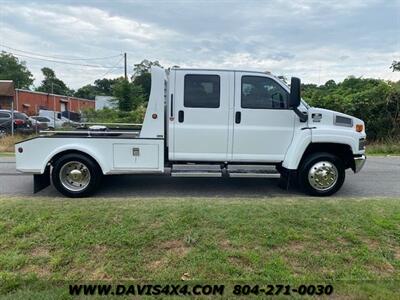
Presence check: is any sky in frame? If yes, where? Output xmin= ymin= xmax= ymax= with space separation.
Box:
xmin=0 ymin=0 xmax=399 ymax=89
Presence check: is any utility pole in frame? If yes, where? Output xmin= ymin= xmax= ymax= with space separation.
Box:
xmin=11 ymin=98 xmax=14 ymax=136
xmin=124 ymin=52 xmax=127 ymax=80
xmin=52 ymin=82 xmax=56 ymax=129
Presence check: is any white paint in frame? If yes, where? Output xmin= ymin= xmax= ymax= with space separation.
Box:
xmin=170 ymin=69 xmax=232 ymax=161
xmin=231 ymin=71 xmax=296 ymax=162
xmin=15 ymin=137 xmax=164 ymax=174
xmin=140 ymin=66 xmax=166 ymax=139
xmin=16 ymin=67 xmax=366 ymax=179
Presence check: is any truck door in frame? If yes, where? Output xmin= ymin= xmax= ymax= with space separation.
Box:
xmin=170 ymin=70 xmax=232 ymax=161
xmin=232 ymin=72 xmax=295 ymax=162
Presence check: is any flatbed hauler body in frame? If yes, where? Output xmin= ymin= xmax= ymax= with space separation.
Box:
xmin=16 ymin=67 xmax=366 ymax=197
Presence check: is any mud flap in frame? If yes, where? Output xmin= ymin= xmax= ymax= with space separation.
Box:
xmin=277 ymin=167 xmax=298 ymax=190
xmin=33 ymin=166 xmax=50 ymax=193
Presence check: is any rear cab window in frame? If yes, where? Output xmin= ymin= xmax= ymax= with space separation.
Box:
xmin=184 ymin=74 xmax=220 ymax=108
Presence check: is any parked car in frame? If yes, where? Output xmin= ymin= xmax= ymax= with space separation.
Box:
xmin=31 ymin=116 xmax=55 ymax=130
xmin=37 ymin=109 xmax=80 ymax=129
xmin=38 ymin=110 xmax=65 ymax=129
xmin=0 ymin=110 xmax=34 ymax=135
xmin=26 ymin=115 xmax=48 ymax=132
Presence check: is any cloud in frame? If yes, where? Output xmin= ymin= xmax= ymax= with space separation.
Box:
xmin=0 ymin=0 xmax=399 ymax=88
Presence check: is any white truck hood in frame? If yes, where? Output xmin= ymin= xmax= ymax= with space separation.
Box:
xmin=308 ymin=107 xmax=365 ymax=132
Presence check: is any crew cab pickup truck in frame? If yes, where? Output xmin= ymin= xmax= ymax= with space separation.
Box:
xmin=15 ymin=66 xmax=366 ymax=197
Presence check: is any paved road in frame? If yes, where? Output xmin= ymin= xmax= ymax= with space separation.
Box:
xmin=0 ymin=156 xmax=399 ymax=198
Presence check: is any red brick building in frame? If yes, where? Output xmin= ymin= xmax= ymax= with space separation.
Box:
xmin=0 ymin=81 xmax=95 ymax=116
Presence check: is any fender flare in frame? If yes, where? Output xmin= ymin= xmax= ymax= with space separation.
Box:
xmin=41 ymin=145 xmax=107 ymax=174
xmin=282 ymin=129 xmax=312 ymax=170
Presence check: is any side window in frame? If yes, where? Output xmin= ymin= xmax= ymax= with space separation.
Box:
xmin=241 ymin=76 xmax=289 ymax=109
xmin=184 ymin=74 xmax=220 ymax=108
xmin=0 ymin=112 xmax=10 ymax=118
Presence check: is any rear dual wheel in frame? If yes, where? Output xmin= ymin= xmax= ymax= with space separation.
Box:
xmin=52 ymin=154 xmax=102 ymax=197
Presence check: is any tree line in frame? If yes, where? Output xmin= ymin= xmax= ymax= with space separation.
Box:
xmin=0 ymin=51 xmax=399 ymax=140
xmin=0 ymin=51 xmax=156 ymax=106
xmin=302 ymin=78 xmax=399 ymax=140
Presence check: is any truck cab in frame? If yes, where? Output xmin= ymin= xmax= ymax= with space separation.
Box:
xmin=15 ymin=66 xmax=366 ymax=197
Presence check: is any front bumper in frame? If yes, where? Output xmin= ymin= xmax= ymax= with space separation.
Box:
xmin=354 ymin=155 xmax=366 ymax=173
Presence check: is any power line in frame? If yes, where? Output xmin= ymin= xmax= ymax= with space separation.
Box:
xmin=78 ymin=56 xmax=125 ymax=87
xmin=101 ymin=56 xmax=125 ymax=78
xmin=0 ymin=43 xmax=122 ymax=61
xmin=6 ymin=51 xmax=124 ymax=69
xmin=92 ymin=57 xmax=124 ymax=81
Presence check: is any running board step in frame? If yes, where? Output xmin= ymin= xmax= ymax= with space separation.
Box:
xmin=171 ymin=164 xmax=281 ymax=178
xmin=228 ymin=172 xmax=280 ymax=178
xmin=171 ymin=164 xmax=221 ymax=177
xmin=228 ymin=165 xmax=280 ymax=178
xmin=171 ymin=171 xmax=222 ymax=177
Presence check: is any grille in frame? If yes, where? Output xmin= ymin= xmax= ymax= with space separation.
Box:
xmin=359 ymin=138 xmax=366 ymax=151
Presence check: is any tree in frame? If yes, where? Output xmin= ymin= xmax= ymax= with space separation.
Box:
xmin=132 ymin=72 xmax=151 ymax=99
xmin=112 ymin=79 xmax=145 ymax=111
xmin=324 ymin=79 xmax=336 ymax=89
xmin=0 ymin=51 xmax=34 ymax=89
xmin=391 ymin=60 xmax=400 ymax=72
xmin=131 ymin=60 xmax=163 ymax=100
xmin=301 ymin=76 xmax=399 ymax=140
xmin=74 ymin=84 xmax=98 ymax=100
xmin=94 ymin=77 xmax=121 ymax=95
xmin=132 ymin=59 xmax=162 ymax=77
xmin=36 ymin=67 xmax=73 ymax=95
xmin=74 ymin=77 xmax=122 ymax=99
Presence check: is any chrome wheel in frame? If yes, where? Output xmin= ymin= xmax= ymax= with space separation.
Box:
xmin=59 ymin=161 xmax=91 ymax=192
xmin=308 ymin=161 xmax=338 ymax=191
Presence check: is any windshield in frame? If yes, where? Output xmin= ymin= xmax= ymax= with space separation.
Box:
xmin=14 ymin=112 xmax=27 ymax=119
xmin=34 ymin=117 xmax=49 ymax=122
xmin=301 ymin=99 xmax=310 ymax=109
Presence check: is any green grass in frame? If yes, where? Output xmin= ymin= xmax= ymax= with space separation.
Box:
xmin=0 ymin=197 xmax=399 ymax=299
xmin=0 ymin=152 xmax=14 ymax=157
xmin=366 ymin=141 xmax=400 ymax=156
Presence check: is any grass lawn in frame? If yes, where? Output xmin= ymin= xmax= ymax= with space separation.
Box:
xmin=0 ymin=152 xmax=14 ymax=157
xmin=366 ymin=141 xmax=400 ymax=156
xmin=0 ymin=197 xmax=399 ymax=299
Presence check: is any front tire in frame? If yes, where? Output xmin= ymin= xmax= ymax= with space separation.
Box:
xmin=52 ymin=153 xmax=102 ymax=197
xmin=298 ymin=152 xmax=345 ymax=196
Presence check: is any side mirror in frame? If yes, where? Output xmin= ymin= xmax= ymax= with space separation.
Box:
xmin=289 ymin=77 xmax=308 ymax=122
xmin=289 ymin=77 xmax=301 ymax=108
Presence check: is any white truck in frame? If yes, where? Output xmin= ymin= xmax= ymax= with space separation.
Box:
xmin=15 ymin=66 xmax=366 ymax=197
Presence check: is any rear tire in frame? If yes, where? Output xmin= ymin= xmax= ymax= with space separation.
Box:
xmin=298 ymin=152 xmax=345 ymax=196
xmin=52 ymin=153 xmax=102 ymax=197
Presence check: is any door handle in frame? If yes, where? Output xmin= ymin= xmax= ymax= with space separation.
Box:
xmin=178 ymin=110 xmax=184 ymax=123
xmin=170 ymin=94 xmax=174 ymax=117
xmin=235 ymin=111 xmax=241 ymax=124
